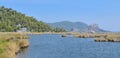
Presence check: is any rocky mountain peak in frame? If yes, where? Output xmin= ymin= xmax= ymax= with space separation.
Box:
xmin=89 ymin=24 xmax=99 ymax=29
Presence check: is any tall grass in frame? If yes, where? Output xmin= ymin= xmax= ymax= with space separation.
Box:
xmin=0 ymin=32 xmax=29 ymax=58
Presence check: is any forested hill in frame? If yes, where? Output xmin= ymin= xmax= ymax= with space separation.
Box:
xmin=0 ymin=6 xmax=65 ymax=32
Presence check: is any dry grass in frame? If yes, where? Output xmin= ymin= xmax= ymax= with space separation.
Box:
xmin=0 ymin=32 xmax=29 ymax=58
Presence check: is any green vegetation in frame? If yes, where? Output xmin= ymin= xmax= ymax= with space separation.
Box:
xmin=0 ymin=6 xmax=66 ymax=32
xmin=52 ymin=27 xmax=66 ymax=32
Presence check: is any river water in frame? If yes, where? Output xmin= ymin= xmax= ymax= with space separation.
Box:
xmin=17 ymin=34 xmax=120 ymax=58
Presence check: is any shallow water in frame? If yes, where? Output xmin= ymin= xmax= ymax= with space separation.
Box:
xmin=17 ymin=34 xmax=120 ymax=58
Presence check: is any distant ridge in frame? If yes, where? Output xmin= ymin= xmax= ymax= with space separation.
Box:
xmin=0 ymin=6 xmax=65 ymax=32
xmin=49 ymin=21 xmax=108 ymax=33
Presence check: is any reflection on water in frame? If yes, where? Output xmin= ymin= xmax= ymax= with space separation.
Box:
xmin=17 ymin=48 xmax=29 ymax=58
xmin=17 ymin=34 xmax=120 ymax=58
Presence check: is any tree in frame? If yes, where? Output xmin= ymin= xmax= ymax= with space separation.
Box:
xmin=0 ymin=6 xmax=66 ymax=32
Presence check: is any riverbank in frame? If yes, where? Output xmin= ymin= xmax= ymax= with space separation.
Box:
xmin=0 ymin=32 xmax=120 ymax=58
xmin=17 ymin=34 xmax=120 ymax=58
xmin=0 ymin=32 xmax=29 ymax=58
xmin=14 ymin=32 xmax=120 ymax=42
xmin=69 ymin=33 xmax=120 ymax=42
xmin=22 ymin=32 xmax=120 ymax=42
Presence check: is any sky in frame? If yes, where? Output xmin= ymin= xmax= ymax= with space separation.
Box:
xmin=0 ymin=0 xmax=120 ymax=32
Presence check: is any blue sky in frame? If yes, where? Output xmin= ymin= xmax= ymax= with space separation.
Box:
xmin=0 ymin=0 xmax=120 ymax=31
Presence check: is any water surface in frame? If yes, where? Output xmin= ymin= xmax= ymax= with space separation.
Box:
xmin=17 ymin=34 xmax=120 ymax=58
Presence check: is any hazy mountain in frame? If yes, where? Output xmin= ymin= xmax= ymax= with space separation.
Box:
xmin=49 ymin=21 xmax=88 ymax=31
xmin=49 ymin=21 xmax=108 ymax=33
xmin=88 ymin=24 xmax=108 ymax=33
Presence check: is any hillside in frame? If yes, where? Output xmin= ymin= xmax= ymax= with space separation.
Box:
xmin=49 ymin=21 xmax=108 ymax=33
xmin=0 ymin=6 xmax=65 ymax=32
xmin=48 ymin=21 xmax=88 ymax=31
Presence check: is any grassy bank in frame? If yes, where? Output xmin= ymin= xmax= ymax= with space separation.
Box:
xmin=25 ymin=32 xmax=120 ymax=42
xmin=0 ymin=32 xmax=29 ymax=58
xmin=67 ymin=32 xmax=120 ymax=42
xmin=46 ymin=32 xmax=120 ymax=42
xmin=0 ymin=32 xmax=119 ymax=58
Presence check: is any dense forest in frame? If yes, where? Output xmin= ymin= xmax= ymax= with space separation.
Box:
xmin=0 ymin=6 xmax=66 ymax=32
